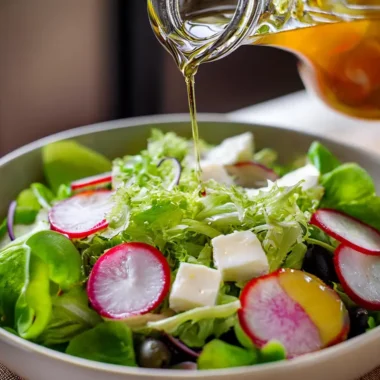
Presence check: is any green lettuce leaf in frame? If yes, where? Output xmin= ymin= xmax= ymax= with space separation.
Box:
xmin=283 ymin=242 xmax=307 ymax=270
xmin=0 ymin=245 xmax=30 ymax=328
xmin=321 ymin=163 xmax=375 ymax=208
xmin=66 ymin=322 xmax=136 ymax=366
xmin=259 ymin=340 xmax=286 ymax=363
xmin=0 ymin=219 xmax=6 ymax=240
xmin=198 ymin=340 xmax=257 ymax=369
xmin=30 ymin=183 xmax=54 ymax=209
xmin=43 ymin=140 xmax=112 ymax=192
xmin=307 ymin=142 xmax=341 ymax=175
xmin=15 ymin=188 xmax=41 ymax=225
xmin=26 ymin=231 xmax=82 ymax=290
xmin=37 ymin=287 xmax=102 ymax=346
xmin=15 ymin=254 xmax=52 ymax=339
xmin=339 ymin=195 xmax=380 ymax=231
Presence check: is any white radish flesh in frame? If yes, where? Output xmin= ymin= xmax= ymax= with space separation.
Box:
xmin=49 ymin=190 xmax=113 ymax=239
xmin=87 ymin=243 xmax=170 ymax=319
xmin=311 ymin=209 xmax=380 ymax=255
xmin=335 ymin=245 xmax=380 ymax=310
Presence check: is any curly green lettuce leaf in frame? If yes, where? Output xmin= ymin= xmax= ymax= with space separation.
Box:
xmin=198 ymin=340 xmax=257 ymax=369
xmin=43 ymin=140 xmax=112 ymax=192
xmin=147 ymin=129 xmax=190 ymax=162
xmin=174 ymin=314 xmax=237 ymax=348
xmin=107 ymin=135 xmax=320 ymax=275
xmin=66 ymin=322 xmax=136 ymax=366
xmin=147 ymin=300 xmax=241 ymax=335
xmin=37 ymin=287 xmax=102 ymax=347
xmin=307 ymin=142 xmax=341 ymax=175
xmin=283 ymin=242 xmax=307 ymax=270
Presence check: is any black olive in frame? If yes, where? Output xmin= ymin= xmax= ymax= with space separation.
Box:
xmin=302 ymin=245 xmax=339 ymax=285
xmin=138 ymin=338 xmax=172 ymax=368
xmin=348 ymin=308 xmax=369 ymax=338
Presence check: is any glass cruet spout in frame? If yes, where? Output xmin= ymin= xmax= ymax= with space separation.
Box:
xmin=147 ymin=0 xmax=262 ymax=76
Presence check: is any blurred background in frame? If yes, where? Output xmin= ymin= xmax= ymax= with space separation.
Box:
xmin=0 ymin=0 xmax=303 ymax=155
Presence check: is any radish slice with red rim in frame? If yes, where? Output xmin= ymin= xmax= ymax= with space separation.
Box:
xmin=87 ymin=243 xmax=171 ymax=319
xmin=225 ymin=161 xmax=278 ymax=188
xmin=49 ymin=190 xmax=113 ymax=239
xmin=238 ymin=272 xmax=322 ymax=357
xmin=335 ymin=245 xmax=380 ymax=310
xmin=311 ymin=208 xmax=380 ymax=255
xmin=238 ymin=269 xmax=348 ymax=358
xmin=70 ymin=172 xmax=112 ymax=192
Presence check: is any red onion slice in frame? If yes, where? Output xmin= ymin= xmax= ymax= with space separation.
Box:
xmin=7 ymin=201 xmax=17 ymax=241
xmin=165 ymin=334 xmax=201 ymax=358
xmin=157 ymin=158 xmax=182 ymax=190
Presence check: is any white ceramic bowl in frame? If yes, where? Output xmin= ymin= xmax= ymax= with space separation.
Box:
xmin=1 ymin=115 xmax=380 ymax=380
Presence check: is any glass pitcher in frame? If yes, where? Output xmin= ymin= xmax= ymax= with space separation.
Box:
xmin=148 ymin=0 xmax=380 ymax=119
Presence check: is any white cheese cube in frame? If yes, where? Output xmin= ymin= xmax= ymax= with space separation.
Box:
xmin=169 ymin=263 xmax=222 ymax=312
xmin=276 ymin=164 xmax=320 ymax=190
xmin=200 ymin=162 xmax=234 ymax=185
xmin=206 ymin=132 xmax=254 ymax=165
xmin=212 ymin=231 xmax=269 ymax=282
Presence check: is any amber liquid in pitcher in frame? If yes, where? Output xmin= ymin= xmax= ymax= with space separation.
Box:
xmin=253 ymin=20 xmax=380 ymax=119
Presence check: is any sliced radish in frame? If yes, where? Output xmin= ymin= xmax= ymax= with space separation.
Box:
xmin=311 ymin=209 xmax=380 ymax=255
xmin=70 ymin=172 xmax=112 ymax=192
xmin=225 ymin=162 xmax=278 ymax=188
xmin=239 ymin=269 xmax=348 ymax=358
xmin=87 ymin=242 xmax=170 ymax=319
xmin=335 ymin=245 xmax=380 ymax=310
xmin=49 ymin=190 xmax=113 ymax=239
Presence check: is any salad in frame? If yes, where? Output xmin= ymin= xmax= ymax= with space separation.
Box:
xmin=1 ymin=129 xmax=380 ymax=370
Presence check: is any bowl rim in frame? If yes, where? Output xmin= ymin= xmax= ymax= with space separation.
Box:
xmin=1 ymin=113 xmax=379 ymax=378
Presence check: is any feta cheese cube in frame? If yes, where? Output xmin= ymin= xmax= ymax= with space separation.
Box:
xmin=206 ymin=132 xmax=254 ymax=165
xmin=276 ymin=164 xmax=320 ymax=190
xmin=169 ymin=263 xmax=222 ymax=312
xmin=212 ymin=231 xmax=269 ymax=282
xmin=200 ymin=162 xmax=234 ymax=185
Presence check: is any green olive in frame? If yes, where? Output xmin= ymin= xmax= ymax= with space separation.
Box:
xmin=138 ymin=338 xmax=172 ymax=368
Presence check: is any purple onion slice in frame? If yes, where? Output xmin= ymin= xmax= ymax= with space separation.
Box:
xmin=165 ymin=334 xmax=201 ymax=359
xmin=7 ymin=201 xmax=17 ymax=241
xmin=157 ymin=157 xmax=182 ymax=190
